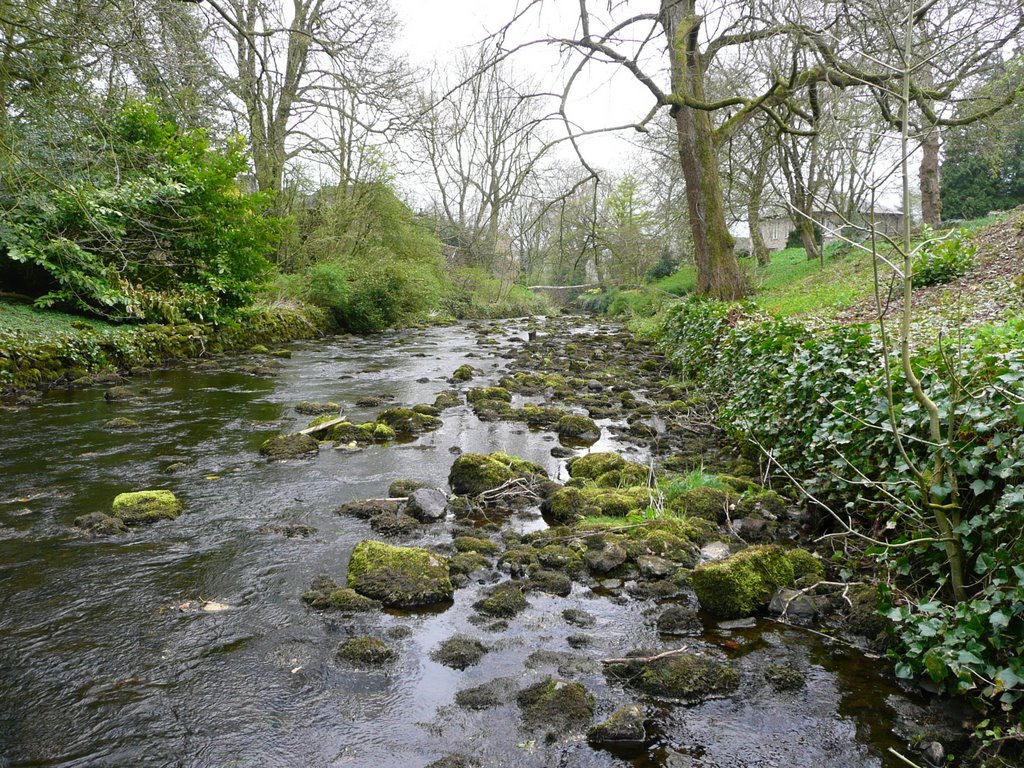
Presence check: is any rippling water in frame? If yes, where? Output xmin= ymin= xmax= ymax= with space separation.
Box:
xmin=1 ymin=318 xmax=927 ymax=767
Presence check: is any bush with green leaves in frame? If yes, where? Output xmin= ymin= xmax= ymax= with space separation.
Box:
xmin=912 ymin=227 xmax=977 ymax=287
xmin=0 ymin=101 xmax=277 ymax=323
xmin=657 ymin=297 xmax=1024 ymax=718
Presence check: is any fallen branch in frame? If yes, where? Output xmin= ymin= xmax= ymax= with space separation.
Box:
xmin=298 ymin=416 xmax=347 ymax=435
xmin=601 ymin=646 xmax=691 ymax=665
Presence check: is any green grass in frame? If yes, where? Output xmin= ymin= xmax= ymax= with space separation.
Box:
xmin=749 ymin=245 xmax=877 ymax=317
xmin=652 ymin=266 xmax=697 ymax=296
xmin=0 ymin=298 xmax=121 ymax=338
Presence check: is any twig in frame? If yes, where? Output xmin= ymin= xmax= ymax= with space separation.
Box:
xmin=601 ymin=646 xmax=691 ymax=665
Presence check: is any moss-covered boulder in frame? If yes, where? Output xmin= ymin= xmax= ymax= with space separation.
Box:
xmin=736 ymin=488 xmax=788 ymax=518
xmin=337 ymin=636 xmax=394 ymax=666
xmin=337 ymin=499 xmax=402 ymax=519
xmin=656 ymin=605 xmax=702 ymax=636
xmin=433 ymin=390 xmax=463 ymax=409
xmin=449 ymin=551 xmax=490 ymax=576
xmin=568 ymin=452 xmax=627 ymax=480
xmin=346 ymin=541 xmax=453 ymax=607
xmin=518 ymin=404 xmax=565 ymax=428
xmin=259 ymin=433 xmax=319 ymax=459
xmin=448 ymin=452 xmax=546 ymax=497
xmin=111 ymin=490 xmax=182 ymax=524
xmin=584 ymin=540 xmax=628 ymax=574
xmin=540 ymin=486 xmax=593 ymax=524
xmin=377 ymin=407 xmax=442 ymax=434
xmin=388 ymin=479 xmax=425 ymax=498
xmin=669 ymin=485 xmax=731 ymax=522
xmin=454 ymin=677 xmax=518 ymax=711
xmin=517 ymin=678 xmax=595 ymax=733
xmin=302 ymin=576 xmax=381 ymax=612
xmin=556 ymin=414 xmax=600 ymax=444
xmin=689 ymin=545 xmax=795 ymax=618
xmin=474 ymin=581 xmax=529 ymax=617
xmin=605 ymin=651 xmax=739 ymax=700
xmin=526 ymin=569 xmax=572 ymax=596
xmin=431 ymin=635 xmax=489 ymax=670
xmin=786 ymin=547 xmax=825 ymax=584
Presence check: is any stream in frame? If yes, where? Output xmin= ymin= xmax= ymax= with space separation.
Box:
xmin=0 ymin=317 xmax=948 ymax=767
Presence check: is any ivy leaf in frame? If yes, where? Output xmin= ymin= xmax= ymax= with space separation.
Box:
xmin=990 ymin=611 xmax=1010 ymax=629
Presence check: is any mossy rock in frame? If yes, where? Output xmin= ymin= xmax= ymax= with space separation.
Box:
xmin=556 ymin=414 xmax=600 ymax=443
xmin=470 ymin=398 xmax=516 ymax=421
xmin=388 ymin=479 xmax=425 ymax=498
xmin=74 ymin=512 xmax=128 ymax=536
xmin=425 ymin=757 xmax=479 ymax=768
xmin=587 ymin=705 xmax=648 ymax=746
xmin=786 ymin=548 xmax=825 ymax=584
xmin=526 ymin=569 xmax=572 ymax=596
xmin=412 ymin=403 xmax=441 ymax=417
xmin=449 ymin=551 xmax=490 ymax=576
xmin=689 ymin=545 xmax=795 ymax=618
xmin=657 ymin=605 xmax=702 ymax=636
xmin=736 ymin=489 xmax=788 ymax=518
xmin=593 ymin=462 xmax=649 ymax=488
xmin=843 ymin=585 xmax=891 ymax=646
xmin=336 ymin=636 xmax=394 ymax=666
xmin=347 ymin=541 xmax=453 ymax=607
xmin=466 ymin=386 xmax=512 ymax=404
xmin=605 ymin=651 xmax=739 ymax=700
xmin=295 ymin=401 xmax=339 ymax=416
xmin=454 ymin=677 xmax=518 ymax=711
xmin=628 ymin=529 xmax=697 ymax=567
xmin=302 ymin=576 xmax=381 ymax=612
xmin=517 ymin=678 xmax=595 ymax=733
xmin=519 ymin=404 xmax=565 ymax=428
xmin=669 ymin=485 xmax=731 ymax=522
xmin=103 ymin=417 xmax=139 ymax=430
xmin=337 ymin=499 xmax=401 ymax=519
xmin=541 ymin=486 xmax=594 ymax=525
xmin=376 ymin=407 xmax=442 ymax=434
xmin=448 ymin=452 xmax=546 ymax=497
xmin=568 ymin=452 xmax=628 ymax=480
xmin=474 ymin=581 xmax=529 ymax=617
xmin=111 ymin=490 xmax=181 ymax=524
xmin=431 ymin=635 xmax=489 ymax=670
xmin=536 ymin=543 xmax=584 ymax=573
xmin=584 ymin=539 xmax=628 ymax=574
xmin=433 ymin=390 xmax=463 ymax=409
xmin=259 ymin=433 xmax=319 ymax=459
xmin=452 ymin=535 xmax=500 ymax=555
xmin=451 ymin=364 xmax=475 ymax=382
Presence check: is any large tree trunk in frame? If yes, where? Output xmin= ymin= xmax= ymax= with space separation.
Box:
xmin=920 ymin=130 xmax=942 ymax=226
xmin=748 ymin=138 xmax=772 ymax=266
xmin=662 ymin=1 xmax=746 ymax=300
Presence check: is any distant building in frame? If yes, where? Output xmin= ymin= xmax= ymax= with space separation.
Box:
xmin=730 ymin=206 xmax=906 ymax=253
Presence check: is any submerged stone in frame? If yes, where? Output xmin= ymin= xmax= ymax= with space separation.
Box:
xmin=259 ymin=433 xmax=319 ymax=460
xmin=454 ymin=677 xmax=518 ymax=710
xmin=657 ymin=605 xmax=702 ymax=636
xmin=431 ymin=635 xmax=489 ymax=670
xmin=765 ymin=664 xmax=806 ymax=691
xmin=111 ymin=490 xmax=181 ymax=524
xmin=605 ymin=650 xmax=739 ymax=700
xmin=302 ymin=576 xmax=381 ymax=612
xmin=347 ymin=540 xmax=453 ymax=607
xmin=562 ymin=608 xmax=595 ymax=627
xmin=336 ymin=636 xmax=394 ymax=666
xmin=587 ymin=705 xmax=647 ymax=747
xmin=517 ymin=677 xmax=595 ymax=734
xmin=74 ymin=512 xmax=128 ymax=536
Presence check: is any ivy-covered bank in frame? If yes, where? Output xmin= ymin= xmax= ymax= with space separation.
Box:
xmin=0 ymin=304 xmax=329 ymax=394
xmin=656 ymin=299 xmax=1024 ymax=744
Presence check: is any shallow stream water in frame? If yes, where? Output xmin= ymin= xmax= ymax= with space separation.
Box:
xmin=1 ymin=318 xmax=937 ymax=767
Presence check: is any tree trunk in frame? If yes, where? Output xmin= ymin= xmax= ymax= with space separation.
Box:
xmin=919 ymin=130 xmax=942 ymax=226
xmin=662 ymin=1 xmax=746 ymax=300
xmin=748 ymin=140 xmax=772 ymax=266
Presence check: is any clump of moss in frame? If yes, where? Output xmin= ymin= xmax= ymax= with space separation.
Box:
xmin=474 ymin=581 xmax=529 ymax=618
xmin=786 ymin=548 xmax=825 ymax=584
xmin=605 ymin=651 xmax=739 ymax=699
xmin=337 ymin=636 xmax=394 ymax=666
xmin=111 ymin=490 xmax=182 ymax=524
xmin=536 ymin=544 xmax=584 ymax=573
xmin=431 ymin=635 xmax=489 ymax=669
xmin=295 ymin=401 xmax=339 ymax=415
xmin=517 ymin=678 xmax=595 ymax=733
xmin=587 ymin=705 xmax=647 ymax=746
xmin=667 ymin=485 xmax=730 ymax=522
xmin=346 ymin=540 xmax=453 ymax=607
xmin=518 ymin=404 xmax=565 ymax=428
xmin=388 ymin=479 xmax=425 ymax=498
xmin=737 ymin=489 xmax=788 ymax=518
xmin=433 ymin=390 xmax=463 ymax=409
xmin=568 ymin=452 xmax=628 ymax=480
xmin=526 ymin=569 xmax=572 ymax=596
xmin=541 ymin=486 xmax=593 ymax=525
xmin=449 ymin=551 xmax=490 ymax=576
xmin=74 ymin=512 xmax=129 ymax=536
xmin=259 ymin=433 xmax=319 ymax=459
xmin=689 ymin=545 xmax=795 ymax=618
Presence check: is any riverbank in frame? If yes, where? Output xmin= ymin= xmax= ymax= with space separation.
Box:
xmin=0 ymin=298 xmax=331 ymax=395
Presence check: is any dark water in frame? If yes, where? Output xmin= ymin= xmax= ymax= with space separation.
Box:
xmin=0 ymin=319 xmax=928 ymax=767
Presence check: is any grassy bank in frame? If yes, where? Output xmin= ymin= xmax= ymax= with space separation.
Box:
xmin=0 ymin=297 xmax=330 ymax=393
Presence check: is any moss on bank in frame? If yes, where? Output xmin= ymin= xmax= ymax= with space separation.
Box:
xmin=0 ymin=303 xmax=330 ymax=394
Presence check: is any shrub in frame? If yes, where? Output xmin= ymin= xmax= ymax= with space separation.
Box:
xmin=912 ymin=227 xmax=977 ymax=286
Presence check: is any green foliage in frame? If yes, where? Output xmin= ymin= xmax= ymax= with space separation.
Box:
xmin=444 ymin=267 xmax=552 ymax=319
xmin=0 ymin=101 xmax=277 ymax=323
xmin=657 ymin=297 xmax=1024 ymax=714
xmin=912 ymin=227 xmax=978 ymax=287
xmin=941 ymin=120 xmax=1024 ymax=220
xmin=284 ymin=180 xmax=448 ymax=331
